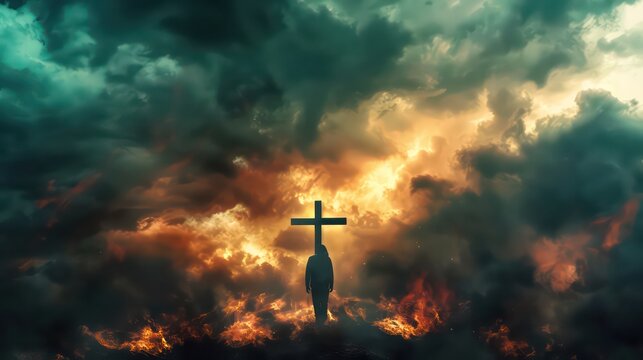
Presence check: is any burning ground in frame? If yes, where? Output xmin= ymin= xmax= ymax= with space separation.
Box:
xmin=3 ymin=0 xmax=643 ymax=359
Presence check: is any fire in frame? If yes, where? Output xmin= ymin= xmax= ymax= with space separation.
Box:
xmin=123 ymin=326 xmax=173 ymax=354
xmin=83 ymin=325 xmax=172 ymax=355
xmin=373 ymin=276 xmax=452 ymax=339
xmin=272 ymin=300 xmax=318 ymax=337
xmin=341 ymin=298 xmax=368 ymax=321
xmin=220 ymin=292 xmax=370 ymax=344
xmin=220 ymin=293 xmax=275 ymax=346
xmin=83 ymin=314 xmax=212 ymax=355
xmin=223 ymin=294 xmax=251 ymax=315
xmin=221 ymin=293 xmax=320 ymax=343
xmin=220 ymin=313 xmax=274 ymax=347
xmin=481 ymin=320 xmax=535 ymax=358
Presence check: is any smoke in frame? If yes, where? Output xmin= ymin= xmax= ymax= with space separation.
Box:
xmin=2 ymin=0 xmax=643 ymax=359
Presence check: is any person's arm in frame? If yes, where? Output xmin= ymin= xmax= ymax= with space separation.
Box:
xmin=329 ymin=258 xmax=334 ymax=292
xmin=305 ymin=257 xmax=311 ymax=293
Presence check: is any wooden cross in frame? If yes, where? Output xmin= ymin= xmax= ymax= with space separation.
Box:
xmin=291 ymin=200 xmax=347 ymax=254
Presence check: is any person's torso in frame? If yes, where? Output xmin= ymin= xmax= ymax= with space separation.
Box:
xmin=309 ymin=255 xmax=332 ymax=284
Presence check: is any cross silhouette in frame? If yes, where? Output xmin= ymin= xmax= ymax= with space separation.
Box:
xmin=291 ymin=200 xmax=347 ymax=254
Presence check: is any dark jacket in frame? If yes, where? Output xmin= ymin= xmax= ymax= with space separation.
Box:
xmin=305 ymin=254 xmax=334 ymax=290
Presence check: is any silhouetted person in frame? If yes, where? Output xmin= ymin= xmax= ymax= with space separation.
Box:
xmin=305 ymin=245 xmax=334 ymax=326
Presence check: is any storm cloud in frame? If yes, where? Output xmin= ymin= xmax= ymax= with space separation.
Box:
xmin=2 ymin=0 xmax=643 ymax=359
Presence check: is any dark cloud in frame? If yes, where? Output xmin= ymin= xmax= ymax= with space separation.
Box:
xmin=477 ymin=87 xmax=532 ymax=143
xmin=464 ymin=89 xmax=642 ymax=232
xmin=410 ymin=174 xmax=452 ymax=194
xmin=159 ymin=0 xmax=286 ymax=47
xmin=361 ymin=0 xmax=636 ymax=110
xmin=410 ymin=175 xmax=454 ymax=205
xmin=273 ymin=228 xmax=310 ymax=253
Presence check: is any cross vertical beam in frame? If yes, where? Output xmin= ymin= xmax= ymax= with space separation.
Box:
xmin=314 ymin=200 xmax=322 ymax=254
xmin=291 ymin=200 xmax=347 ymax=254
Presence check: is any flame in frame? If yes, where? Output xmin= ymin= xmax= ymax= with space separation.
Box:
xmin=341 ymin=298 xmax=368 ymax=321
xmin=481 ymin=320 xmax=535 ymax=358
xmin=220 ymin=294 xmax=276 ymax=346
xmin=272 ymin=300 xmax=318 ymax=337
xmin=220 ymin=292 xmax=369 ymax=344
xmin=83 ymin=314 xmax=212 ymax=355
xmin=373 ymin=276 xmax=452 ymax=339
xmin=83 ymin=325 xmax=171 ymax=355
xmin=220 ymin=313 xmax=274 ymax=347
xmin=223 ymin=295 xmax=249 ymax=315
xmin=122 ymin=326 xmax=173 ymax=354
xmin=221 ymin=293 xmax=318 ymax=343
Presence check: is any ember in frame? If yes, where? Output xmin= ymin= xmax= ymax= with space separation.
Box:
xmin=481 ymin=320 xmax=535 ymax=358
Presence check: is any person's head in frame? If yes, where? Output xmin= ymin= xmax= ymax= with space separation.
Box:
xmin=319 ymin=245 xmax=328 ymax=256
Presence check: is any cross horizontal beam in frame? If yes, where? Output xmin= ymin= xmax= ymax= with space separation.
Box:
xmin=290 ymin=217 xmax=347 ymax=225
xmin=290 ymin=200 xmax=347 ymax=254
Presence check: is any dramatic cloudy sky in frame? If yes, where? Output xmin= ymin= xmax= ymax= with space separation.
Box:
xmin=2 ymin=0 xmax=643 ymax=359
